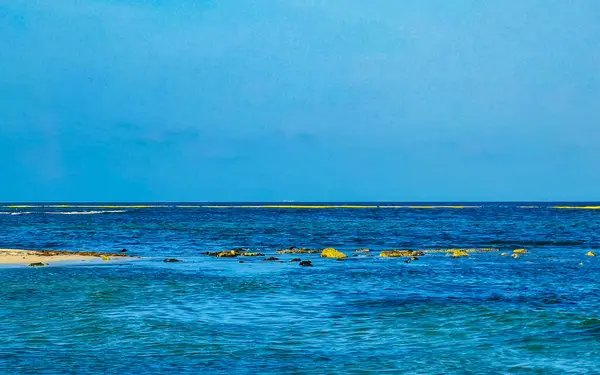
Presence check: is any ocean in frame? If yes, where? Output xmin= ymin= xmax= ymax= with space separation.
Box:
xmin=1 ymin=203 xmax=599 ymax=374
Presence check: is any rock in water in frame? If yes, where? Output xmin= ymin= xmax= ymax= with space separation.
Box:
xmin=276 ymin=248 xmax=320 ymax=254
xmin=501 ymin=253 xmax=508 ymax=256
xmin=239 ymin=252 xmax=265 ymax=257
xmin=163 ymin=258 xmax=181 ymax=263
xmin=290 ymin=258 xmax=301 ymax=262
xmin=380 ymin=250 xmax=425 ymax=258
xmin=513 ymin=249 xmax=528 ymax=254
xmin=120 ymin=248 xmax=128 ymax=253
xmin=587 ymin=251 xmax=596 ymax=257
xmin=29 ymin=262 xmax=48 ymax=267
xmin=217 ymin=251 xmax=238 ymax=258
xmin=263 ymin=256 xmax=279 ymax=261
xmin=355 ymin=248 xmax=371 ymax=253
xmin=450 ymin=250 xmax=469 ymax=258
xmin=100 ymin=255 xmax=111 ymax=261
xmin=512 ymin=254 xmax=520 ymax=259
xmin=321 ymin=248 xmax=347 ymax=259
xmin=299 ymin=260 xmax=313 ymax=267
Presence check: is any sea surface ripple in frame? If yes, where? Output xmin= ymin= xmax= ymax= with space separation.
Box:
xmin=1 ymin=203 xmax=599 ymax=374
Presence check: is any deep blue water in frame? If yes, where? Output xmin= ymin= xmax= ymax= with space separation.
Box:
xmin=1 ymin=203 xmax=599 ymax=374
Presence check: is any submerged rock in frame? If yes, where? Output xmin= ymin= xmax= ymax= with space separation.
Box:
xmin=239 ymin=261 xmax=245 ymax=264
xmin=586 ymin=251 xmax=596 ymax=257
xmin=411 ymin=257 xmax=419 ymax=261
xmin=120 ymin=248 xmax=128 ymax=253
xmin=355 ymin=248 xmax=371 ymax=253
xmin=29 ymin=262 xmax=48 ymax=267
xmin=404 ymin=259 xmax=411 ymax=264
xmin=512 ymin=253 xmax=520 ymax=259
xmin=513 ymin=249 xmax=528 ymax=254
xmin=263 ymin=256 xmax=279 ymax=261
xmin=290 ymin=258 xmax=301 ymax=262
xmin=163 ymin=258 xmax=181 ymax=263
xmin=501 ymin=253 xmax=508 ymax=256
xmin=380 ymin=250 xmax=424 ymax=258
xmin=299 ymin=260 xmax=313 ymax=267
xmin=321 ymin=248 xmax=347 ymax=259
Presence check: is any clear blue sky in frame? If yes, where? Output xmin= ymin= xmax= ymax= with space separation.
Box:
xmin=1 ymin=0 xmax=599 ymax=202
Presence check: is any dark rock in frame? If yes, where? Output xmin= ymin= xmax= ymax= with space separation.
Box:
xmin=411 ymin=257 xmax=419 ymax=261
xmin=163 ymin=258 xmax=181 ymax=263
xmin=29 ymin=262 xmax=48 ymax=267
xmin=239 ymin=261 xmax=245 ymax=264
xmin=291 ymin=258 xmax=301 ymax=262
xmin=263 ymin=257 xmax=279 ymax=261
xmin=404 ymin=259 xmax=411 ymax=263
xmin=120 ymin=249 xmax=128 ymax=253
xmin=299 ymin=260 xmax=313 ymax=267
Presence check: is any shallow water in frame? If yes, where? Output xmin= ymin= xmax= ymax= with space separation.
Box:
xmin=1 ymin=203 xmax=599 ymax=374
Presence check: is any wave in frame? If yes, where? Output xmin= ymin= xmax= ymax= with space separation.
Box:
xmin=0 ymin=212 xmax=33 ymax=215
xmin=45 ymin=210 xmax=127 ymax=215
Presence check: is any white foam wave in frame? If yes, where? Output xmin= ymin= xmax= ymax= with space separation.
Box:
xmin=0 ymin=212 xmax=32 ymax=215
xmin=46 ymin=210 xmax=127 ymax=215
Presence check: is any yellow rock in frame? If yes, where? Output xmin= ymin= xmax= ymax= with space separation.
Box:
xmin=450 ymin=250 xmax=469 ymax=258
xmin=501 ymin=253 xmax=508 ymax=256
xmin=513 ymin=249 xmax=528 ymax=254
xmin=587 ymin=251 xmax=596 ymax=257
xmin=100 ymin=255 xmax=110 ymax=261
xmin=217 ymin=250 xmax=238 ymax=258
xmin=512 ymin=254 xmax=520 ymax=259
xmin=321 ymin=248 xmax=347 ymax=259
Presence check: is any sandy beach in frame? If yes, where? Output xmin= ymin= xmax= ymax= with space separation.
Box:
xmin=0 ymin=249 xmax=130 ymax=265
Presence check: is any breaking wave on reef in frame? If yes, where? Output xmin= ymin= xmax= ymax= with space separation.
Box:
xmin=45 ymin=210 xmax=127 ymax=215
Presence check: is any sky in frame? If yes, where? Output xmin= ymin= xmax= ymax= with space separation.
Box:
xmin=1 ymin=0 xmax=599 ymax=202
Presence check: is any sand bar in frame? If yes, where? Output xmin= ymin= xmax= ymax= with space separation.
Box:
xmin=0 ymin=249 xmax=130 ymax=265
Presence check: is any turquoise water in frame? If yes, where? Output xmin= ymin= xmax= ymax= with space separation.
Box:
xmin=1 ymin=203 xmax=599 ymax=374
